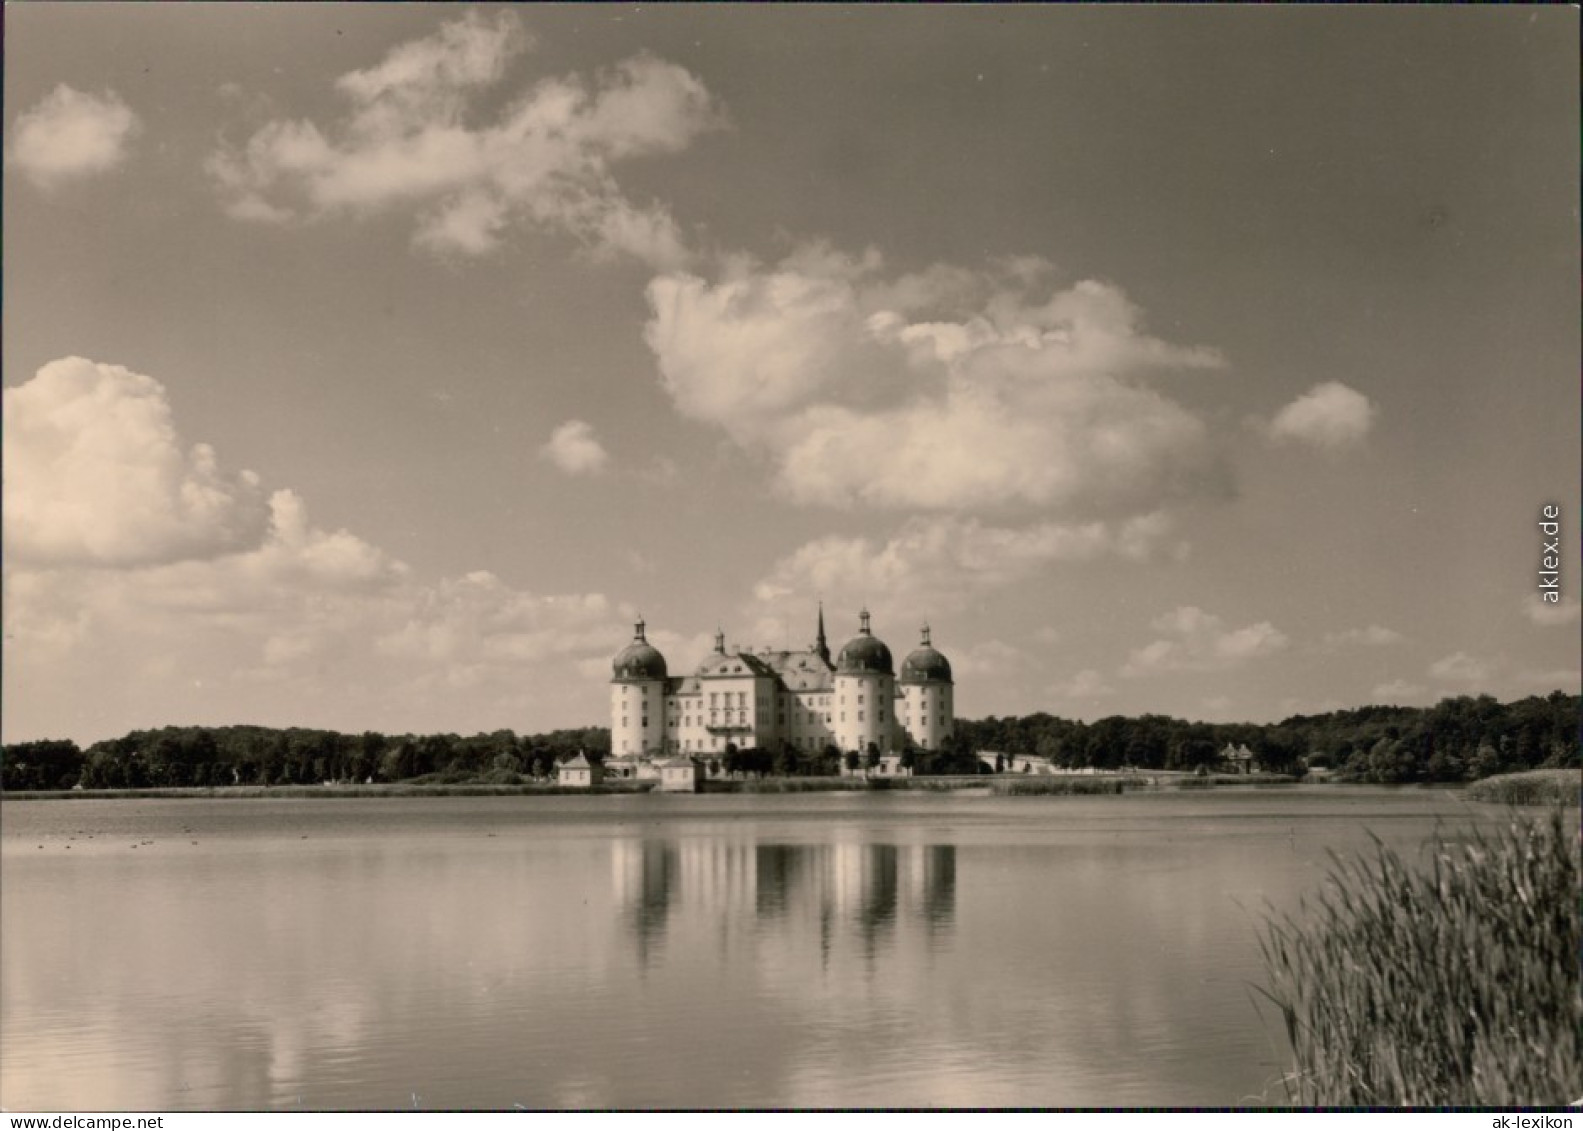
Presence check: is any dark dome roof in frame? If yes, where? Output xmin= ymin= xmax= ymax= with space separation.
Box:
xmin=612 ymin=620 xmax=668 ymax=681
xmin=900 ymin=644 xmax=952 ymax=684
xmin=837 ymin=633 xmax=893 ymax=675
xmin=613 ymin=641 xmax=667 ymax=681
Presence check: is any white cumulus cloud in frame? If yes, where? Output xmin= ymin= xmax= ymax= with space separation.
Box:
xmin=1121 ymin=605 xmax=1289 ymax=676
xmin=1371 ymin=680 xmax=1430 ymax=703
xmin=645 ymin=246 xmax=1227 ymax=514
xmin=1266 ymin=381 xmax=1377 ymax=449
xmin=1523 ymin=593 xmax=1581 ymax=628
xmin=10 ymin=85 xmax=141 ymax=188
xmin=1320 ymin=624 xmax=1404 ymax=650
xmin=541 ymin=420 xmax=610 ymax=476
xmin=2 ymin=357 xmax=645 ymax=743
xmin=3 ymin=358 xmax=272 ymax=567
xmin=753 ymin=512 xmax=1184 ymax=615
xmin=1052 ymin=669 xmax=1115 ymax=699
xmin=208 ymin=11 xmax=720 ymax=265
xmin=1427 ymin=650 xmax=1494 ymax=684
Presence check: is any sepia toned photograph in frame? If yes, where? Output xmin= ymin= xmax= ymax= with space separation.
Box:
xmin=2 ymin=3 xmax=1578 ymax=1113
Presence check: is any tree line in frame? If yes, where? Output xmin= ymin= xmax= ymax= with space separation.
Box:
xmin=0 ymin=725 xmax=610 ymax=791
xmin=1 ymin=691 xmax=1574 ymax=791
xmin=953 ymin=691 xmax=1579 ymax=782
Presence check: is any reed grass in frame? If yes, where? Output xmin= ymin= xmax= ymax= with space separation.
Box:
xmin=1466 ymin=768 xmax=1579 ymax=807
xmin=1257 ymin=807 xmax=1581 ymax=1106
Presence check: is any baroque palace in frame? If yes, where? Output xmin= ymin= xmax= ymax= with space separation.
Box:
xmin=604 ymin=607 xmax=955 ymax=779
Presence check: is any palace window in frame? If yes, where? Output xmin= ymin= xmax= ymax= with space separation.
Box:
xmin=858 ymin=711 xmax=865 ymax=722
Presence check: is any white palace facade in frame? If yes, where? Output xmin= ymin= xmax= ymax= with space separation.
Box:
xmin=608 ymin=608 xmax=954 ymax=769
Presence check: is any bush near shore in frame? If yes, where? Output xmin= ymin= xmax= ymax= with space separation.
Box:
xmin=1258 ymin=807 xmax=1581 ymax=1106
xmin=1465 ymin=768 xmax=1578 ymax=807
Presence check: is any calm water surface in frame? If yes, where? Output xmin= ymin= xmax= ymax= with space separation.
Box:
xmin=1 ymin=787 xmax=1508 ymax=1109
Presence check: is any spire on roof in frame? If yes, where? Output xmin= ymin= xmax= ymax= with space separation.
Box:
xmin=815 ymin=601 xmax=831 ymax=664
xmin=921 ymin=623 xmax=931 ymax=647
xmin=714 ymin=626 xmax=725 ymax=654
xmin=634 ymin=616 xmax=647 ymax=642
xmin=859 ymin=607 xmax=871 ymax=635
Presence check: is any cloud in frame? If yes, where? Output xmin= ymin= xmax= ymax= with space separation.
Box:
xmin=1199 ymin=695 xmax=1234 ymax=717
xmin=1511 ymin=667 xmax=1582 ymax=694
xmin=1427 ymin=650 xmax=1494 ymax=683
xmin=3 ymin=358 xmax=272 ymax=567
xmin=753 ymin=512 xmax=1184 ymax=614
xmin=1523 ymin=593 xmax=1580 ymax=628
xmin=1052 ymin=669 xmax=1115 ymax=699
xmin=1 ymin=357 xmax=643 ymax=743
xmin=10 ymin=85 xmax=141 ymax=188
xmin=372 ymin=572 xmax=616 ymax=667
xmin=645 ymin=247 xmax=1227 ymax=514
xmin=540 ymin=420 xmax=610 ymax=476
xmin=1320 ymin=624 xmax=1404 ymax=650
xmin=209 ymin=11 xmax=719 ymax=265
xmin=1371 ymin=680 xmax=1430 ymax=703
xmin=1121 ymin=605 xmax=1289 ymax=676
xmin=1265 ymin=381 xmax=1377 ymax=449
xmin=952 ymin=640 xmax=1030 ymax=680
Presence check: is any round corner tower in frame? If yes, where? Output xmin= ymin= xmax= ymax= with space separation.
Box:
xmin=610 ymin=617 xmax=667 ymax=757
xmin=899 ymin=623 xmax=954 ymax=752
xmin=833 ymin=608 xmax=895 ymax=755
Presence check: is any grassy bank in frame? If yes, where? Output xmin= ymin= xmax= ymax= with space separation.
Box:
xmin=701 ymin=777 xmax=876 ymax=794
xmin=1175 ymin=772 xmax=1298 ymax=788
xmin=989 ymin=775 xmax=1148 ymax=795
xmin=1465 ymin=768 xmax=1578 ymax=807
xmin=1 ymin=781 xmax=656 ymax=800
xmin=1258 ymin=807 xmax=1581 ymax=1105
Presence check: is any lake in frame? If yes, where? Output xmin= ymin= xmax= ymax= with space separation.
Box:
xmin=0 ymin=786 xmax=1515 ymax=1110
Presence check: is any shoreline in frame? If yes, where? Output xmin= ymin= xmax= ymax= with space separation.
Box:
xmin=5 ymin=769 xmax=1569 ymax=804
xmin=0 ymin=774 xmax=1426 ymax=803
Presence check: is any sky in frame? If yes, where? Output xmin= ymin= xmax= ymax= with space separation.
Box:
xmin=4 ymin=4 xmax=1578 ymax=746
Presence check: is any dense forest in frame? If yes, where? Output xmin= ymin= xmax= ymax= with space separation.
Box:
xmin=952 ymin=691 xmax=1579 ymax=782
xmin=1 ymin=692 xmax=1576 ymax=791
xmin=0 ymin=725 xmax=609 ymax=791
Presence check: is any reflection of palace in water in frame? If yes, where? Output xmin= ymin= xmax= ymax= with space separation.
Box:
xmin=611 ymin=839 xmax=955 ymax=962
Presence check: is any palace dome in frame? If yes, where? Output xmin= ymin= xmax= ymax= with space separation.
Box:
xmin=899 ymin=625 xmax=951 ymax=684
xmin=612 ymin=619 xmax=668 ymax=681
xmin=836 ymin=609 xmax=893 ymax=675
xmin=900 ymin=644 xmax=952 ymax=684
